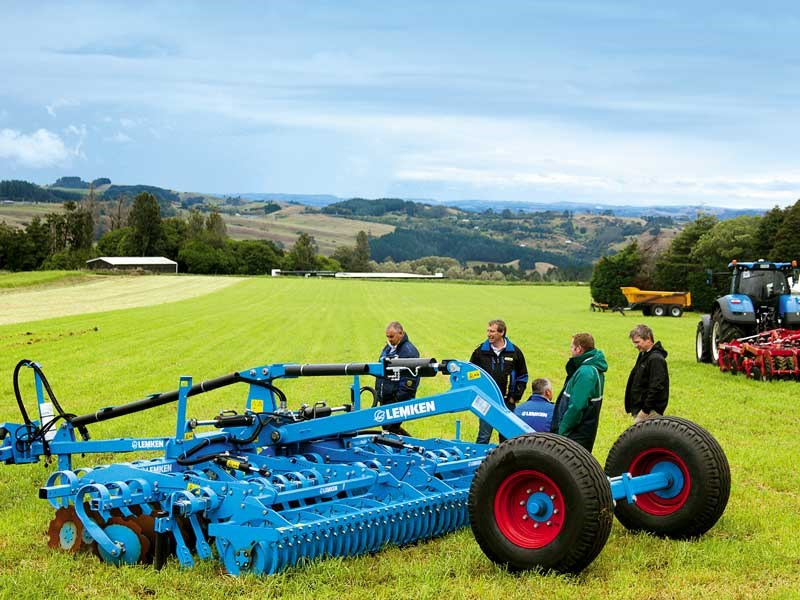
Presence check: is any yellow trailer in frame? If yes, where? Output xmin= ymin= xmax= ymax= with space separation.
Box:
xmin=620 ymin=287 xmax=692 ymax=317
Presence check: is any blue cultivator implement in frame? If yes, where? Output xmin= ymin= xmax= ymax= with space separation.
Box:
xmin=1 ymin=357 xmax=730 ymax=575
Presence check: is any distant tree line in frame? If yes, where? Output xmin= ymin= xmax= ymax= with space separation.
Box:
xmin=590 ymin=199 xmax=800 ymax=311
xmin=370 ymin=224 xmax=586 ymax=270
xmin=0 ymin=180 xmax=83 ymax=203
xmin=322 ymin=197 xmax=448 ymax=218
xmin=0 ymin=192 xmax=378 ymax=276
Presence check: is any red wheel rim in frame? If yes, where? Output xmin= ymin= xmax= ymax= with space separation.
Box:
xmin=494 ymin=470 xmax=565 ymax=548
xmin=629 ymin=448 xmax=690 ymax=515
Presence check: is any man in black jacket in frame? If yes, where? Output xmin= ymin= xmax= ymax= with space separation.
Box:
xmin=470 ymin=319 xmax=528 ymax=444
xmin=625 ymin=324 xmax=669 ymax=424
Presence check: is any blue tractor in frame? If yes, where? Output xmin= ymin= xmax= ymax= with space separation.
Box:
xmin=696 ymin=260 xmax=800 ymax=364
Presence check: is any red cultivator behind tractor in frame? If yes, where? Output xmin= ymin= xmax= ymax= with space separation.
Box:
xmin=717 ymin=328 xmax=800 ymax=380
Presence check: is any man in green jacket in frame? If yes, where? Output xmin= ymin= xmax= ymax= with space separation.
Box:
xmin=550 ymin=332 xmax=607 ymax=452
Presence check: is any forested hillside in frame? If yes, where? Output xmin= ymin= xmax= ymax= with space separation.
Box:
xmin=1 ymin=177 xmax=706 ymax=281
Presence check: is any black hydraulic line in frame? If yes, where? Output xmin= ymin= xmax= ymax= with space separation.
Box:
xmin=283 ymin=363 xmax=372 ymax=376
xmin=175 ymin=435 xmax=230 ymax=466
xmin=70 ymin=372 xmax=241 ymax=427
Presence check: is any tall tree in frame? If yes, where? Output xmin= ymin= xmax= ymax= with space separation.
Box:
xmin=352 ymin=230 xmax=371 ymax=271
xmin=127 ymin=192 xmax=162 ymax=255
xmin=770 ymin=200 xmax=800 ymax=261
xmin=752 ymin=205 xmax=784 ymax=261
xmin=589 ymin=242 xmax=643 ymax=307
xmin=204 ymin=210 xmax=227 ymax=248
xmin=287 ymin=233 xmax=318 ymax=270
xmin=653 ymin=214 xmax=717 ymax=292
xmin=689 ymin=216 xmax=760 ymax=272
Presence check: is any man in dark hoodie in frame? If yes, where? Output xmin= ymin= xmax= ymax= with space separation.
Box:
xmin=625 ymin=324 xmax=669 ymax=424
xmin=376 ymin=321 xmax=420 ymax=435
xmin=551 ymin=332 xmax=607 ymax=452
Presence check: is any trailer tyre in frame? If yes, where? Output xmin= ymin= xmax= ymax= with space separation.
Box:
xmin=652 ymin=304 xmax=666 ymax=317
xmin=669 ymin=305 xmax=683 ymax=318
xmin=604 ymin=416 xmax=730 ymax=539
xmin=469 ymin=433 xmax=613 ymax=574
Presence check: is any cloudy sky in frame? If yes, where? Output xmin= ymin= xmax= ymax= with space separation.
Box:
xmin=1 ymin=1 xmax=798 ymax=208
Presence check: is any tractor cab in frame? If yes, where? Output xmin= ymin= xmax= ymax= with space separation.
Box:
xmin=731 ymin=262 xmax=792 ymax=306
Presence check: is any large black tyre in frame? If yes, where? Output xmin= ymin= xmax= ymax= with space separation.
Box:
xmin=669 ymin=305 xmax=683 ymax=318
xmin=652 ymin=304 xmax=666 ymax=317
xmin=604 ymin=416 xmax=730 ymax=539
xmin=710 ymin=311 xmax=744 ymax=364
xmin=469 ymin=433 xmax=613 ymax=574
xmin=695 ymin=316 xmax=711 ymax=363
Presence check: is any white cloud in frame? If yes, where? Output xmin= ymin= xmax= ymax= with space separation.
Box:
xmin=108 ymin=131 xmax=133 ymax=143
xmin=0 ymin=128 xmax=71 ymax=167
xmin=45 ymin=98 xmax=77 ymax=117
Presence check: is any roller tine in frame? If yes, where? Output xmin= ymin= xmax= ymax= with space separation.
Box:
xmin=325 ymin=525 xmax=336 ymax=558
xmin=367 ymin=515 xmax=380 ymax=552
xmin=264 ymin=542 xmax=280 ymax=575
xmin=338 ymin=520 xmax=351 ymax=558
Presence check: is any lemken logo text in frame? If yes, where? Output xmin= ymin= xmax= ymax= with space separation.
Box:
xmin=131 ymin=439 xmax=166 ymax=450
xmin=374 ymin=400 xmax=436 ymax=423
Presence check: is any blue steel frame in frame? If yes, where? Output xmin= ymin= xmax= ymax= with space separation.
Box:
xmin=0 ymin=358 xmax=685 ymax=573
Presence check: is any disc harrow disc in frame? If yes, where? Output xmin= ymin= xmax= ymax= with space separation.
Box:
xmin=47 ymin=506 xmax=84 ymax=553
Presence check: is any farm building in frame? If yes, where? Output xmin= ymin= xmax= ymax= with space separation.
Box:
xmin=86 ymin=256 xmax=178 ymax=273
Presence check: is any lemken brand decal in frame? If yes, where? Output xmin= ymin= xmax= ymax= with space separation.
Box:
xmin=132 ymin=439 xmax=166 ymax=450
xmin=374 ymin=400 xmax=436 ymax=423
xmin=142 ymin=463 xmax=173 ymax=473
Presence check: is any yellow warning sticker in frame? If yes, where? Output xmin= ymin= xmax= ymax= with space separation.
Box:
xmin=226 ymin=459 xmax=241 ymax=470
xmin=187 ymin=482 xmax=199 ymax=491
xmin=251 ymin=399 xmax=264 ymax=413
xmin=468 ymin=371 xmax=481 ymax=380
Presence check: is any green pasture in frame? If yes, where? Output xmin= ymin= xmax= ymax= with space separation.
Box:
xmin=0 ymin=277 xmax=798 ymax=599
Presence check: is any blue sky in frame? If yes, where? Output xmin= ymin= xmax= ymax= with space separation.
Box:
xmin=1 ymin=1 xmax=798 ymax=209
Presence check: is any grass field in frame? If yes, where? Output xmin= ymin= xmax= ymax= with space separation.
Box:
xmin=0 ymin=277 xmax=798 ymax=599
xmin=0 ymin=202 xmax=64 ymax=229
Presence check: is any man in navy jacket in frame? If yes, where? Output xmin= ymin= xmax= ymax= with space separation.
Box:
xmin=376 ymin=321 xmax=420 ymax=435
xmin=515 ymin=377 xmax=555 ymax=432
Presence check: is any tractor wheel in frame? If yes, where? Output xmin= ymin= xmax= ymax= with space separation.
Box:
xmin=604 ymin=417 xmax=730 ymax=539
xmin=711 ymin=311 xmax=744 ymax=364
xmin=652 ymin=304 xmax=666 ymax=317
xmin=695 ymin=317 xmax=712 ymax=363
xmin=469 ymin=433 xmax=613 ymax=575
xmin=669 ymin=305 xmax=684 ymax=318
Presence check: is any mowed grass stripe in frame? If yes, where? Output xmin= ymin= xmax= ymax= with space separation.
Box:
xmin=0 ymin=277 xmax=799 ymax=598
xmin=0 ymin=274 xmax=247 ymax=325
